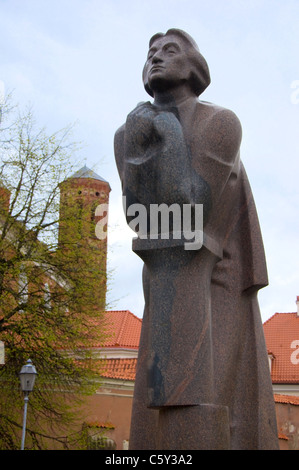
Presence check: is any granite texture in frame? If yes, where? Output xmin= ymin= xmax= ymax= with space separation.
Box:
xmin=114 ymin=28 xmax=279 ymax=450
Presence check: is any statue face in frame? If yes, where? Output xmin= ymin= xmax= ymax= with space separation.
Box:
xmin=143 ymin=35 xmax=191 ymax=95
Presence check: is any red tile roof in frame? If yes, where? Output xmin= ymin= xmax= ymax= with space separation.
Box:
xmin=101 ymin=358 xmax=137 ymax=381
xmin=263 ymin=312 xmax=299 ymax=383
xmin=91 ymin=310 xmax=142 ymax=349
xmin=76 ymin=311 xmax=141 ymax=381
xmin=84 ymin=421 xmax=115 ymax=429
xmin=278 ymin=433 xmax=289 ymax=441
xmin=274 ymin=394 xmax=299 ymax=406
xmin=103 ymin=310 xmax=141 ymax=349
xmin=92 ymin=310 xmax=140 ymax=381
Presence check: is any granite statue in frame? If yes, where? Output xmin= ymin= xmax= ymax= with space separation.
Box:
xmin=114 ymin=28 xmax=279 ymax=450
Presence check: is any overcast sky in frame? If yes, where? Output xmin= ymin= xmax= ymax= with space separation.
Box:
xmin=1 ymin=0 xmax=299 ymax=321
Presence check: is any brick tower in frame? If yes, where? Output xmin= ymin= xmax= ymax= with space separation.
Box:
xmin=58 ymin=165 xmax=111 ymax=310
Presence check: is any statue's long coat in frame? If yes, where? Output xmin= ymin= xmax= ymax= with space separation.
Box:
xmin=114 ymin=97 xmax=279 ymax=450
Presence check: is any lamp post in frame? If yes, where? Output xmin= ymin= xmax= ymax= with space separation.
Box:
xmin=19 ymin=359 xmax=37 ymax=450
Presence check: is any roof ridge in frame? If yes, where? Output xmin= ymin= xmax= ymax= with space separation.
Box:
xmin=276 ymin=311 xmax=297 ymax=315
xmin=107 ymin=310 xmax=142 ymax=323
xmin=69 ymin=165 xmax=109 ymax=183
xmin=263 ymin=311 xmax=297 ymax=325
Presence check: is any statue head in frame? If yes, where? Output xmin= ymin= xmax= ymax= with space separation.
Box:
xmin=142 ymin=28 xmax=211 ymax=98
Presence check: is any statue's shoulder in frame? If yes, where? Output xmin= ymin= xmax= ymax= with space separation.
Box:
xmin=196 ymin=101 xmax=242 ymax=161
xmin=197 ymin=100 xmax=241 ymax=131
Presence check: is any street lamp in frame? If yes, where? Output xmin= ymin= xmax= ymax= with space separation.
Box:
xmin=19 ymin=359 xmax=37 ymax=450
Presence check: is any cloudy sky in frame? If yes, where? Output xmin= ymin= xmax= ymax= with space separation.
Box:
xmin=1 ymin=0 xmax=299 ymax=321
